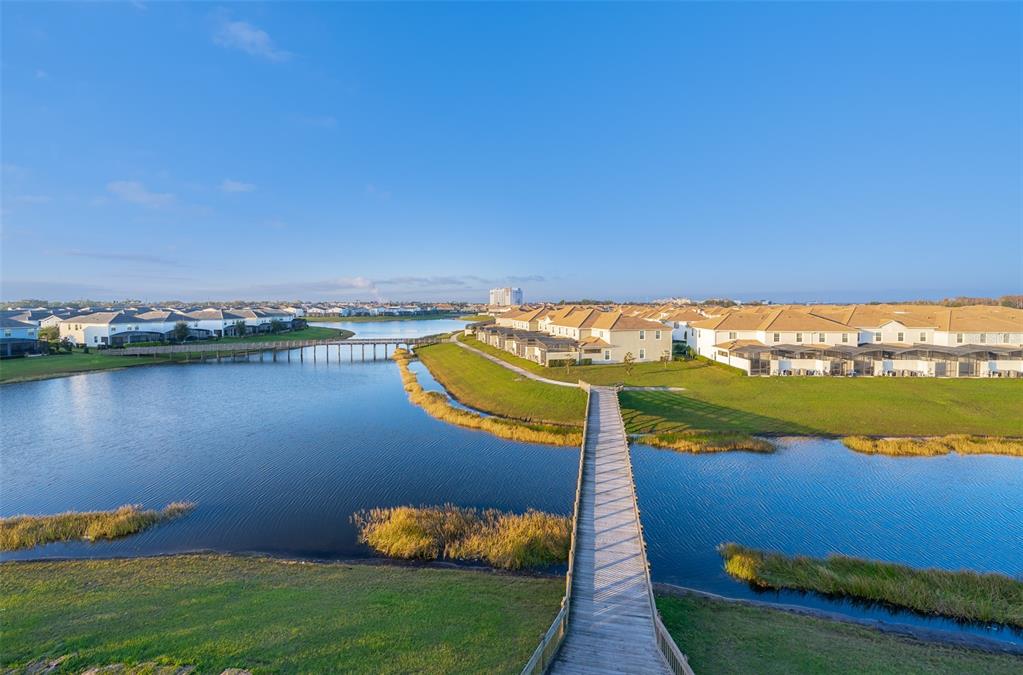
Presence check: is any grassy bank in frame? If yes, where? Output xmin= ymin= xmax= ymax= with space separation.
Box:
xmin=459 ymin=314 xmax=495 ymax=322
xmin=640 ymin=431 xmax=775 ymax=454
xmin=305 ymin=313 xmax=461 ymax=323
xmin=843 ymin=435 xmax=1023 ymax=457
xmin=414 ymin=342 xmax=586 ymax=425
xmin=354 ymin=505 xmax=570 ymax=570
xmin=718 ymin=543 xmax=1023 ymax=628
xmin=657 ymin=592 xmax=1023 ymax=674
xmin=393 ymin=348 xmax=581 ymax=445
xmin=0 ymin=327 xmax=353 ymax=384
xmin=0 ymin=555 xmax=561 ymax=673
xmin=1 ymin=503 xmax=195 ymax=551
xmin=455 ymin=336 xmax=1022 ymax=437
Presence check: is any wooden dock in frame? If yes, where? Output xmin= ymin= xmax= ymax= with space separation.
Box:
xmin=523 ymin=385 xmax=693 ymax=675
xmin=106 ymin=336 xmax=440 ymax=361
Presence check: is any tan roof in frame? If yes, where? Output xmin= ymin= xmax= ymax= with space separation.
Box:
xmin=579 ymin=336 xmax=611 ymax=347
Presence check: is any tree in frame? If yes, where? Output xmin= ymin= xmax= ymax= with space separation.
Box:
xmin=270 ymin=319 xmax=285 ymax=334
xmin=623 ymin=351 xmax=635 ymax=376
xmin=173 ymin=321 xmax=190 ymax=343
xmin=660 ymin=349 xmax=671 ymax=370
xmin=39 ymin=325 xmax=59 ymax=342
xmin=234 ymin=320 xmax=247 ymax=337
xmin=59 ymin=337 xmax=73 ymax=353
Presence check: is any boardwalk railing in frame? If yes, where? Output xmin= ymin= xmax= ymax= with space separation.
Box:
xmin=520 ymin=381 xmax=592 ymax=675
xmin=106 ymin=335 xmax=441 ymax=357
xmin=615 ymin=392 xmax=695 ymax=675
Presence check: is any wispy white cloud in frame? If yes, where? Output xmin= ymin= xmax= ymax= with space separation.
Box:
xmin=62 ymin=249 xmax=187 ymax=267
xmin=35 ymin=69 xmax=48 ymax=79
xmin=14 ymin=195 xmax=51 ymax=204
xmin=365 ymin=184 xmax=391 ymax=200
xmin=106 ymin=180 xmax=174 ymax=208
xmin=221 ymin=178 xmax=256 ymax=193
xmin=214 ymin=19 xmax=291 ymax=62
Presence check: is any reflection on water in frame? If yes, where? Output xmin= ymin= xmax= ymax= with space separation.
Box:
xmin=634 ymin=437 xmax=1023 ymax=644
xmin=0 ymin=357 xmax=576 ymax=561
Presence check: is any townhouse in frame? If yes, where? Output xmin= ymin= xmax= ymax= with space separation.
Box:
xmin=1 ymin=317 xmax=45 ymax=358
xmin=691 ymin=305 xmax=1023 ymax=377
xmin=483 ymin=306 xmax=671 ymax=365
xmin=59 ymin=307 xmax=298 ymax=347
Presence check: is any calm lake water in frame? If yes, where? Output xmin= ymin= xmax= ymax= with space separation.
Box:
xmin=2 ymin=319 xmax=1021 ymax=646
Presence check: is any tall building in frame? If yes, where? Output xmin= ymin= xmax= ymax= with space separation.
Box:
xmin=489 ymin=287 xmax=523 ymax=306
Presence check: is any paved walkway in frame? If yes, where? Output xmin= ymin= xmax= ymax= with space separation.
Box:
xmin=549 ymin=386 xmax=671 ymax=674
xmin=449 ymin=335 xmax=580 ymax=387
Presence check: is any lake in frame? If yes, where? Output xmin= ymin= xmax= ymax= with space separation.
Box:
xmin=1 ymin=319 xmax=1021 ymax=646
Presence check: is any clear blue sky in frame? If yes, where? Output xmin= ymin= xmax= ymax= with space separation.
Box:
xmin=2 ymin=2 xmax=1020 ymax=303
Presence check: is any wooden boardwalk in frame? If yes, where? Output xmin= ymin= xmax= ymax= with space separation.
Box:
xmin=522 ymin=385 xmax=692 ymax=674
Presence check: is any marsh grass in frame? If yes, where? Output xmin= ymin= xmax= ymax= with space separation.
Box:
xmin=0 ymin=503 xmax=195 ymax=551
xmin=642 ymin=431 xmax=775 ymax=454
xmin=843 ymin=435 xmax=1023 ymax=457
xmin=353 ymin=504 xmax=571 ymax=570
xmin=718 ymin=543 xmax=1023 ymax=628
xmin=392 ymin=349 xmax=582 ymax=446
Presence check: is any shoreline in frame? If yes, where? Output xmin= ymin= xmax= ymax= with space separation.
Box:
xmin=4 ymin=550 xmax=1019 ymax=656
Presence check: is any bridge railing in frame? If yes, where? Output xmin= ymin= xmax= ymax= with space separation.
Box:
xmin=107 ymin=336 xmax=437 ymax=357
xmin=614 ymin=394 xmax=695 ymax=675
xmin=520 ymin=383 xmax=591 ymax=675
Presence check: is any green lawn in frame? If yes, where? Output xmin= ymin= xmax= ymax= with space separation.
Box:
xmin=658 ymin=593 xmax=1023 ymax=674
xmin=0 ymin=555 xmax=561 ymax=674
xmin=416 ymin=342 xmax=586 ymax=425
xmin=0 ymin=327 xmax=352 ymax=384
xmin=457 ymin=337 xmax=1023 ymax=437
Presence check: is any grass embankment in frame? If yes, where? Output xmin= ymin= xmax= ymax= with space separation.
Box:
xmin=642 ymin=431 xmax=775 ymax=454
xmin=414 ymin=342 xmax=585 ymax=426
xmin=0 ymin=327 xmax=353 ymax=384
xmin=459 ymin=314 xmax=495 ymax=322
xmin=395 ymin=348 xmax=582 ymax=446
xmin=354 ymin=505 xmax=570 ymax=570
xmin=0 ymin=555 xmax=561 ymax=673
xmin=0 ymin=503 xmax=195 ymax=551
xmin=718 ymin=543 xmax=1023 ymax=628
xmin=457 ymin=335 xmax=1022 ymax=437
xmin=305 ymin=313 xmax=461 ymax=323
xmin=658 ymin=593 xmax=1023 ymax=674
xmin=843 ymin=435 xmax=1023 ymax=457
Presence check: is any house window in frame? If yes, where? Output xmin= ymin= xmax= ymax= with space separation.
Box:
xmin=897 ymin=332 xmax=904 ymax=342
xmin=655 ymin=330 xmax=661 ymax=340
xmin=773 ymin=333 xmax=780 ymax=342
xmin=874 ymin=332 xmax=881 ymax=342
xmin=639 ymin=349 xmax=646 ymax=359
xmin=956 ymin=333 xmax=963 ymax=344
xmin=728 ymin=331 xmax=737 ymax=340
xmin=796 ymin=333 xmax=803 ymax=343
xmin=604 ymin=350 xmax=610 ymax=360
xmin=639 ymin=330 xmax=646 ymax=340
xmin=818 ymin=333 xmax=825 ymax=343
xmin=842 ymin=333 xmax=848 ymax=343
xmin=980 ymin=334 xmax=986 ymax=343
xmin=1004 ymin=333 xmax=1010 ymax=343
xmin=920 ymin=332 xmax=926 ymax=342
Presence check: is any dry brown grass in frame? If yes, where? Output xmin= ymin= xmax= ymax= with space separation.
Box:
xmin=0 ymin=502 xmax=195 ymax=551
xmin=353 ymin=504 xmax=571 ymax=569
xmin=642 ymin=430 xmax=775 ymax=454
xmin=842 ymin=435 xmax=1023 ymax=457
xmin=392 ymin=349 xmax=581 ymax=446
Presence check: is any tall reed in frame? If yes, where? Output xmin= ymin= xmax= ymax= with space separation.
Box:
xmin=718 ymin=542 xmax=1023 ymax=627
xmin=843 ymin=435 xmax=1022 ymax=457
xmin=642 ymin=430 xmax=775 ymax=454
xmin=392 ymin=349 xmax=582 ymax=447
xmin=353 ymin=504 xmax=571 ymax=570
xmin=0 ymin=502 xmax=196 ymax=551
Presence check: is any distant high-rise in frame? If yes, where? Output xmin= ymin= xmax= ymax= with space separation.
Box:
xmin=489 ymin=287 xmax=523 ymax=306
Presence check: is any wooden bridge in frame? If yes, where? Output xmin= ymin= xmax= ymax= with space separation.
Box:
xmin=107 ymin=336 xmax=441 ymax=362
xmin=523 ymin=385 xmax=694 ymax=675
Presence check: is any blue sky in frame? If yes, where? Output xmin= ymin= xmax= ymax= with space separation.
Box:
xmin=1 ymin=2 xmax=1020 ymax=303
